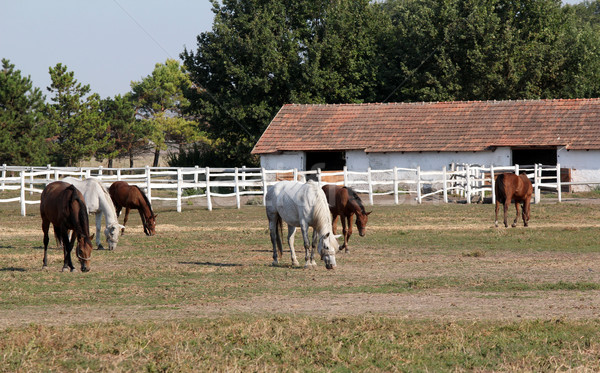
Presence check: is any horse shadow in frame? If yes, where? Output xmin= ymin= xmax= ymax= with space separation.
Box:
xmin=180 ymin=261 xmax=242 ymax=267
xmin=0 ymin=267 xmax=26 ymax=272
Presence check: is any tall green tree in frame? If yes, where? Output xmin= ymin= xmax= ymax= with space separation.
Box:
xmin=46 ymin=63 xmax=109 ymax=166
xmin=98 ymin=94 xmax=151 ymax=168
xmin=182 ymin=0 xmax=385 ymax=165
xmin=0 ymin=59 xmax=50 ymax=165
xmin=130 ymin=59 xmax=200 ymax=167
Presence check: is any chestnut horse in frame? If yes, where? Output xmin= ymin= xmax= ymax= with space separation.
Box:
xmin=40 ymin=181 xmax=94 ymax=272
xmin=322 ymin=185 xmax=371 ymax=252
xmin=109 ymin=181 xmax=157 ymax=235
xmin=494 ymin=173 xmax=533 ymax=228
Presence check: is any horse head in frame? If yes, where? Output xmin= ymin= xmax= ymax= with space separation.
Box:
xmin=356 ymin=211 xmax=372 ymax=237
xmin=144 ymin=213 xmax=158 ymax=236
xmin=105 ymin=223 xmax=124 ymax=250
xmin=318 ymin=232 xmax=340 ymax=270
xmin=76 ymin=233 xmax=94 ymax=272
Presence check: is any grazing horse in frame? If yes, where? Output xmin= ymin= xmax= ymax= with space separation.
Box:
xmin=322 ymin=185 xmax=371 ymax=253
xmin=266 ymin=180 xmax=339 ymax=270
xmin=40 ymin=181 xmax=94 ymax=272
xmin=63 ymin=177 xmax=124 ymax=250
xmin=494 ymin=173 xmax=533 ymax=228
xmin=109 ymin=181 xmax=157 ymax=236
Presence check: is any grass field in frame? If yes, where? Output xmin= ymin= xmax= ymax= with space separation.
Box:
xmin=1 ymin=195 xmax=600 ymax=371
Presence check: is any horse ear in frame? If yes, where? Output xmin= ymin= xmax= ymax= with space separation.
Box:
xmin=153 ymin=213 xmax=159 ymax=218
xmin=119 ymin=224 xmax=125 ymax=230
xmin=366 ymin=211 xmax=372 ymax=216
xmin=90 ymin=233 xmax=95 ymax=240
xmin=334 ymin=234 xmax=342 ymax=239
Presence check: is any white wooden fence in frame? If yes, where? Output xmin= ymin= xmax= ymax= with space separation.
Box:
xmin=0 ymin=163 xmax=593 ymax=216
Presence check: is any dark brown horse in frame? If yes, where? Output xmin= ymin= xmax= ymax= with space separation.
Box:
xmin=109 ymin=181 xmax=157 ymax=235
xmin=322 ymin=185 xmax=371 ymax=252
xmin=40 ymin=181 xmax=94 ymax=272
xmin=494 ymin=173 xmax=533 ymax=228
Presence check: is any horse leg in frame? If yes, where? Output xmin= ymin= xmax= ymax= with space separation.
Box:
xmin=512 ymin=201 xmax=520 ymax=228
xmin=331 ymin=213 xmax=339 ymax=235
xmin=494 ymin=200 xmax=500 ymax=227
xmin=95 ymin=212 xmax=104 ymax=250
xmin=62 ymin=230 xmax=75 ymax=272
xmin=268 ymin=214 xmax=281 ymax=266
xmin=115 ymin=205 xmax=122 ymax=217
xmin=121 ymin=207 xmax=131 ymax=234
xmin=523 ymin=200 xmax=530 ymax=227
xmin=300 ymin=224 xmax=315 ymax=268
xmin=503 ymin=199 xmax=510 ymax=228
xmin=340 ymin=214 xmax=349 ymax=253
xmin=345 ymin=214 xmax=353 ymax=253
xmin=42 ymin=219 xmax=50 ymax=269
xmin=287 ymin=225 xmax=300 ymax=267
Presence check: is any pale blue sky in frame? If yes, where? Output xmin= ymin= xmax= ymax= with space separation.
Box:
xmin=0 ymin=0 xmax=584 ymax=100
xmin=1 ymin=0 xmax=214 ymax=99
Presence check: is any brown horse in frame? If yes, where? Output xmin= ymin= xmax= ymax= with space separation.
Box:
xmin=494 ymin=173 xmax=533 ymax=228
xmin=109 ymin=181 xmax=157 ymax=235
xmin=40 ymin=181 xmax=94 ymax=272
xmin=322 ymin=185 xmax=371 ymax=252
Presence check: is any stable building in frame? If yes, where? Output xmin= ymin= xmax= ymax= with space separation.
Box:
xmin=251 ymin=99 xmax=600 ymax=191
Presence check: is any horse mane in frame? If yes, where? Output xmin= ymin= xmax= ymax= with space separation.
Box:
xmin=344 ymin=186 xmax=367 ymax=215
xmin=134 ymin=185 xmax=154 ymax=215
xmin=306 ymin=181 xmax=332 ymax=233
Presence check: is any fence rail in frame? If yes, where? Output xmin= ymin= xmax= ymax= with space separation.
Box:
xmin=0 ymin=163 xmax=595 ymax=216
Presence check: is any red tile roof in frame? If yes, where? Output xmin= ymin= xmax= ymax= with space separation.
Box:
xmin=251 ymin=99 xmax=600 ymax=154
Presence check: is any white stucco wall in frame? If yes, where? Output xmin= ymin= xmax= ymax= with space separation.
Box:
xmin=260 ymin=152 xmax=304 ymax=170
xmin=557 ymin=149 xmax=600 ymax=192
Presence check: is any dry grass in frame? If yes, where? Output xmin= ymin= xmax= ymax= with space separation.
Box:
xmin=2 ymin=196 xmax=600 ymax=370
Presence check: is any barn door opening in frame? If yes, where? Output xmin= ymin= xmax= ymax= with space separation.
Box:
xmin=305 ymin=151 xmax=345 ymax=181
xmin=512 ymin=147 xmax=558 ymax=185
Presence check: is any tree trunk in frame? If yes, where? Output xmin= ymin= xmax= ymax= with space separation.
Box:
xmin=153 ymin=147 xmax=160 ymax=167
xmin=129 ymin=150 xmax=134 ymax=168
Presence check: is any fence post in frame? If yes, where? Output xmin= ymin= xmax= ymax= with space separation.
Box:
xmin=194 ymin=165 xmax=199 ymax=191
xmin=176 ymin=168 xmax=183 ymax=213
xmin=205 ymin=166 xmax=212 ymax=211
xmin=145 ymin=165 xmax=152 ymax=200
xmin=515 ymin=164 xmax=519 ymax=175
xmin=20 ymin=170 xmax=26 ymax=216
xmin=242 ymin=166 xmax=247 ymax=191
xmin=466 ymin=165 xmax=472 ymax=204
xmin=293 ymin=168 xmax=298 ymax=182
xmin=556 ymin=163 xmax=562 ymax=203
xmin=393 ymin=166 xmax=399 ymax=205
xmin=367 ymin=167 xmax=374 ymax=205
xmin=29 ymin=168 xmax=34 ymax=195
xmin=443 ymin=166 xmax=448 ymax=203
xmin=98 ymin=166 xmax=103 ymax=177
xmin=534 ymin=164 xmax=540 ymax=204
xmin=491 ymin=165 xmax=496 ymax=205
xmin=317 ymin=168 xmax=322 ymax=187
xmin=1 ymin=164 xmax=6 ymax=191
xmin=261 ymin=168 xmax=268 ymax=205
xmin=117 ymin=169 xmax=121 ymax=181
xmin=416 ymin=166 xmax=422 ymax=204
xmin=234 ymin=167 xmax=241 ymax=209
xmin=343 ymin=166 xmax=348 ymax=187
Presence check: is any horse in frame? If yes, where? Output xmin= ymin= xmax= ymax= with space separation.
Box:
xmin=109 ymin=181 xmax=157 ymax=236
xmin=494 ymin=173 xmax=533 ymax=228
xmin=40 ymin=181 xmax=94 ymax=272
xmin=265 ymin=180 xmax=340 ymax=270
xmin=322 ymin=185 xmax=371 ymax=253
xmin=63 ymin=177 xmax=124 ymax=250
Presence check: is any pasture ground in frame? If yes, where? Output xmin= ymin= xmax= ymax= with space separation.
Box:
xmin=1 ymin=193 xmax=600 ymax=371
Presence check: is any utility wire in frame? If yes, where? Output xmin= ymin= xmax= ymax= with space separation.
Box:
xmin=111 ymin=0 xmax=256 ymax=140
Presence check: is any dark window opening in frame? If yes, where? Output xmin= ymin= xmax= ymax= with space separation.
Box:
xmin=305 ymin=151 xmax=345 ymax=172
xmin=512 ymin=148 xmax=558 ymax=186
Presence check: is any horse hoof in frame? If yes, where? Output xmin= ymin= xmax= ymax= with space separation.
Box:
xmin=511 ymin=223 xmax=517 ymax=228
xmin=97 ymin=245 xmax=105 ymax=250
xmin=292 ymin=261 xmax=300 ymax=267
xmin=272 ymin=261 xmax=279 ymax=267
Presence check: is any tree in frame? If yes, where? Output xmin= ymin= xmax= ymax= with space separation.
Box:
xmin=46 ymin=63 xmax=109 ymax=166
xmin=98 ymin=94 xmax=151 ymax=168
xmin=181 ymin=0 xmax=385 ymax=165
xmin=130 ymin=59 xmax=200 ymax=167
xmin=0 ymin=59 xmax=50 ymax=165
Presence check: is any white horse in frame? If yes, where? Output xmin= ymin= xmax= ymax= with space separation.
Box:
xmin=63 ymin=177 xmax=124 ymax=250
xmin=265 ymin=180 xmax=339 ymax=270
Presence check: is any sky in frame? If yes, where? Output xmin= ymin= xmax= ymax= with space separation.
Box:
xmin=0 ymin=0 xmax=585 ymax=101
xmin=1 ymin=0 xmax=215 ymax=99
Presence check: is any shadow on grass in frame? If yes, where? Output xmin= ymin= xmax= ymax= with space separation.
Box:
xmin=0 ymin=267 xmax=26 ymax=272
xmin=180 ymin=261 xmax=242 ymax=267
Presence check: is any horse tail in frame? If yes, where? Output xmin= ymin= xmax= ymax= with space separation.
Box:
xmin=495 ymin=173 xmax=506 ymax=203
xmin=276 ymin=215 xmax=283 ymax=258
xmin=66 ymin=185 xmax=91 ymax=242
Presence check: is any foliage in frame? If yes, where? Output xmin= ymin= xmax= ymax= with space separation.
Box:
xmin=45 ymin=63 xmax=110 ymax=166
xmin=181 ymin=0 xmax=384 ymax=166
xmin=130 ymin=59 xmax=201 ymax=167
xmin=0 ymin=59 xmax=50 ymax=165
xmin=97 ymin=94 xmax=151 ymax=168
